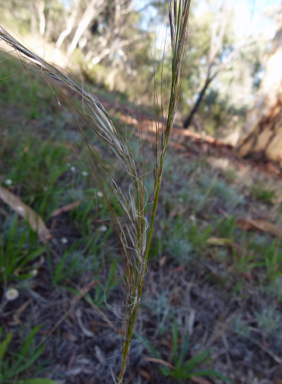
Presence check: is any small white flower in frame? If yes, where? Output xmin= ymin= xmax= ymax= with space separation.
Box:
xmin=82 ymin=171 xmax=88 ymax=177
xmin=5 ymin=288 xmax=19 ymax=301
xmin=61 ymin=237 xmax=68 ymax=244
xmin=178 ymin=198 xmax=183 ymax=203
xmin=31 ymin=269 xmax=38 ymax=276
xmin=4 ymin=179 xmax=12 ymax=186
xmin=70 ymin=166 xmax=76 ymax=172
xmin=190 ymin=215 xmax=196 ymax=222
xmin=97 ymin=191 xmax=103 ymax=198
xmin=98 ymin=225 xmax=107 ymax=232
xmin=17 ymin=206 xmax=24 ymax=213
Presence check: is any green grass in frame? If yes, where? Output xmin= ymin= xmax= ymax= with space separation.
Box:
xmin=255 ymin=307 xmax=281 ymax=335
xmin=139 ymin=320 xmax=231 ymax=382
xmin=86 ymin=262 xmax=119 ymax=308
xmin=0 ymin=216 xmax=44 ymax=283
xmin=1 ymin=39 xmax=282 ymax=383
xmin=0 ymin=57 xmax=55 ymax=121
xmin=250 ymin=183 xmax=277 ymax=204
xmin=0 ymin=326 xmax=48 ymax=383
xmin=1 ymin=132 xmax=72 ymax=218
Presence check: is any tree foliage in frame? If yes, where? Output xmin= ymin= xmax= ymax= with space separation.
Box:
xmin=0 ymin=0 xmax=275 ymax=135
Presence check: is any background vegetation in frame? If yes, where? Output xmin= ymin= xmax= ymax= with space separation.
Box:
xmin=1 ymin=1 xmax=282 ymax=383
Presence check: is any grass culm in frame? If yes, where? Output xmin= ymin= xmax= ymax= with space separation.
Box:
xmin=0 ymin=1 xmax=192 ymax=382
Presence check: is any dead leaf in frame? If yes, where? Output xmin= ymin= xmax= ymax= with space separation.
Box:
xmin=144 ymin=357 xmax=174 ymax=369
xmin=187 ymin=309 xmax=196 ymax=336
xmin=0 ymin=186 xmax=51 ymax=244
xmin=266 ymin=162 xmax=280 ymax=175
xmin=170 ymin=265 xmax=186 ymax=275
xmin=137 ymin=368 xmax=151 ymax=381
xmin=159 ymin=256 xmax=167 ymax=267
xmin=9 ymin=299 xmax=32 ymax=326
xmin=191 ymin=377 xmax=212 ymax=384
xmin=207 ymin=237 xmax=233 ymax=245
xmin=215 ymin=207 xmax=229 ymax=217
xmin=76 ymin=308 xmax=94 ymax=337
xmin=235 ymin=218 xmax=282 ymax=238
xmin=51 ymin=200 xmax=82 ymax=217
xmin=243 ymin=272 xmax=255 ymax=280
xmin=94 ymin=345 xmax=105 ymax=364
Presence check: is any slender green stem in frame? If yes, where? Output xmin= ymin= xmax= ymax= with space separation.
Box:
xmin=117 ymin=46 xmax=179 ymax=381
xmin=117 ymin=149 xmax=167 ymax=383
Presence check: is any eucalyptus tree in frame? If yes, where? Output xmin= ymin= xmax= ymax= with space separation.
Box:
xmin=237 ymin=6 xmax=282 ymax=162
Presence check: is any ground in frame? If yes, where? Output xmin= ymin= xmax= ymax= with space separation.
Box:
xmin=1 ymin=54 xmax=282 ymax=384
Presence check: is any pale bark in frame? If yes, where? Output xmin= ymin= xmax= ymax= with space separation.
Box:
xmin=67 ymin=0 xmax=105 ymax=57
xmin=37 ymin=0 xmax=46 ymax=36
xmin=236 ymin=8 xmax=282 ymax=161
xmin=91 ymin=37 xmax=139 ymax=65
xmin=45 ymin=9 xmax=53 ymax=40
xmin=56 ymin=1 xmax=79 ymax=49
xmin=30 ymin=1 xmax=37 ymax=35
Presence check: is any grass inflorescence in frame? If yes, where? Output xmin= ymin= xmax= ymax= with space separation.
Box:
xmin=2 ymin=2 xmax=282 ymax=383
xmin=0 ymin=1 xmax=192 ymax=382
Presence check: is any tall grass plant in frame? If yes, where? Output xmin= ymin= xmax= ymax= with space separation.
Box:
xmin=0 ymin=1 xmax=192 ymax=381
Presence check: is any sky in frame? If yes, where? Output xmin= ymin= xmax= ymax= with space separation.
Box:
xmin=234 ymin=0 xmax=280 ymax=38
xmin=195 ymin=0 xmax=280 ymax=39
xmin=136 ymin=0 xmax=280 ymax=41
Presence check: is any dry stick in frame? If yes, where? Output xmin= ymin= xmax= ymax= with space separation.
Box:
xmin=43 ymin=280 xmax=98 ymax=341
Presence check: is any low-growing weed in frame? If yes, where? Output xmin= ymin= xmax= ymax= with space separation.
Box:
xmin=143 ymin=290 xmax=170 ymax=335
xmin=140 ymin=320 xmax=231 ymax=382
xmin=199 ymin=176 xmax=245 ymax=209
xmin=266 ymin=276 xmax=282 ymax=302
xmin=0 ymin=326 xmax=49 ymax=383
xmin=255 ymin=307 xmax=281 ymax=335
xmin=86 ymin=262 xmax=118 ymax=308
xmin=46 ymin=244 xmax=88 ymax=286
xmin=168 ymin=236 xmax=193 ymax=263
xmin=263 ymin=241 xmax=282 ymax=280
xmin=0 ymin=216 xmax=44 ymax=283
xmin=224 ymin=169 xmax=237 ymax=183
xmin=233 ymin=315 xmax=251 ymax=338
xmin=250 ymin=183 xmax=277 ymax=204
xmin=232 ymin=248 xmax=263 ymax=275
xmin=217 ymin=215 xmax=236 ymax=239
xmin=187 ymin=222 xmax=212 ymax=257
xmin=164 ymin=218 xmax=212 ymax=262
xmin=249 ymin=238 xmax=282 ymax=280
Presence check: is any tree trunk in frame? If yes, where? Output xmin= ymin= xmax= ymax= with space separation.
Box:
xmin=236 ymin=8 xmax=282 ymax=162
xmin=56 ymin=1 xmax=78 ymax=50
xmin=67 ymin=0 xmax=105 ymax=57
xmin=37 ymin=0 xmax=46 ymax=36
xmin=183 ymin=76 xmax=212 ymax=129
xmin=182 ymin=1 xmax=242 ymax=130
